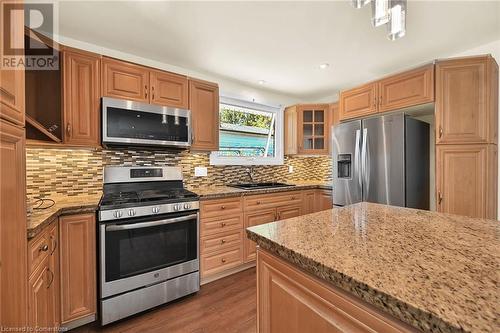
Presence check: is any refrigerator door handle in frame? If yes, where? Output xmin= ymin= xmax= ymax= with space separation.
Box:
xmin=354 ymin=129 xmax=361 ymax=188
xmin=361 ymin=128 xmax=368 ymax=198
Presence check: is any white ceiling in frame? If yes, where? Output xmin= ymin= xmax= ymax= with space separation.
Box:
xmin=57 ymin=1 xmax=500 ymax=101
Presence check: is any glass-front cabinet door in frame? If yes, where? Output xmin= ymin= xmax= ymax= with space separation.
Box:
xmin=298 ymin=104 xmax=330 ymax=154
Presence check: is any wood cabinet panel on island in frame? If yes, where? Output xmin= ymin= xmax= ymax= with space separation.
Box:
xmin=63 ymin=48 xmax=101 ymax=146
xmin=257 ymin=249 xmax=416 ymax=333
xmin=189 ymin=78 xmax=220 ymax=151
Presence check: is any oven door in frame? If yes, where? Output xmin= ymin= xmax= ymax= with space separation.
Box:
xmin=102 ymin=97 xmax=191 ymax=148
xmin=100 ymin=211 xmax=199 ymax=298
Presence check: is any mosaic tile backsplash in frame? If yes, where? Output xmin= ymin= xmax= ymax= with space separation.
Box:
xmin=26 ymin=147 xmax=332 ymax=198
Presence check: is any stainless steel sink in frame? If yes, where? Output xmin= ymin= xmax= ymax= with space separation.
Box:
xmin=227 ymin=182 xmax=295 ymax=190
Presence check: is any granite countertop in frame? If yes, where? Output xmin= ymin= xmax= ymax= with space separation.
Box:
xmin=246 ymin=202 xmax=499 ymax=333
xmin=189 ymin=181 xmax=332 ymax=199
xmin=27 ymin=194 xmax=102 ymax=239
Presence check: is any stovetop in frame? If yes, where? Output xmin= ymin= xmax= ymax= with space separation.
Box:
xmin=99 ymin=188 xmax=198 ymax=210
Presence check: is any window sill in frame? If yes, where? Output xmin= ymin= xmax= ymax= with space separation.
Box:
xmin=209 ymin=153 xmax=284 ymax=166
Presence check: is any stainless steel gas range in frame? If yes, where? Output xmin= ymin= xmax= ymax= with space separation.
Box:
xmin=98 ymin=166 xmax=200 ymax=325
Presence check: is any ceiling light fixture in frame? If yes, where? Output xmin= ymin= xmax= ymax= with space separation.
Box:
xmin=258 ymin=80 xmax=266 ymax=85
xmin=319 ymin=63 xmax=330 ymax=69
xmin=350 ymin=0 xmax=407 ymax=40
xmin=387 ymin=0 xmax=406 ymax=40
xmin=350 ymin=0 xmax=370 ymax=9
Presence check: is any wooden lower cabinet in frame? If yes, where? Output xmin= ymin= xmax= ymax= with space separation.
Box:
xmin=59 ymin=213 xmax=96 ymax=325
xmin=243 ymin=209 xmax=277 ymax=262
xmin=27 ymin=223 xmax=59 ymax=330
xmin=315 ymin=189 xmax=333 ymax=212
xmin=200 ymin=189 xmax=333 ymax=280
xmin=257 ymin=249 xmax=416 ymax=333
xmin=436 ymin=144 xmax=497 ymax=219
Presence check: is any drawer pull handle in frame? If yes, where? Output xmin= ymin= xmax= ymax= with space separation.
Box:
xmin=39 ymin=244 xmax=49 ymax=252
xmin=439 ymin=126 xmax=443 ymax=138
xmin=256 ymin=201 xmax=261 ymax=205
xmin=221 ymin=222 xmax=226 ymax=227
xmin=291 ymin=196 xmax=295 ymax=200
xmin=220 ymin=239 xmax=226 ymax=244
xmin=221 ymin=205 xmax=226 ymax=210
xmin=221 ymin=258 xmax=226 ymax=263
xmin=438 ymin=191 xmax=443 ymax=204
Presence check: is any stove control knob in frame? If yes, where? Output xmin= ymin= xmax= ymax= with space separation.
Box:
xmin=184 ymin=203 xmax=191 ymax=210
xmin=173 ymin=204 xmax=180 ymax=212
xmin=152 ymin=207 xmax=160 ymax=214
xmin=128 ymin=209 xmax=136 ymax=217
xmin=114 ymin=210 xmax=123 ymax=219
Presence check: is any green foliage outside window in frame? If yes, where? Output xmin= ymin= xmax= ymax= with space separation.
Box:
xmin=220 ymin=106 xmax=271 ymax=129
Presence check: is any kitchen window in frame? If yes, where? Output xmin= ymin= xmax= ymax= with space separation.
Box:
xmin=210 ymin=97 xmax=284 ymax=165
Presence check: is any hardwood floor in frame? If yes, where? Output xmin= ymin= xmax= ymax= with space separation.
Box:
xmin=73 ymin=268 xmax=257 ymax=333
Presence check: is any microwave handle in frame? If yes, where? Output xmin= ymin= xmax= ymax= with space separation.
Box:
xmin=106 ymin=214 xmax=197 ymax=231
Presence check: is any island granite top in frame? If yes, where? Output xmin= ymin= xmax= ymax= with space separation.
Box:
xmin=246 ymin=202 xmax=499 ymax=333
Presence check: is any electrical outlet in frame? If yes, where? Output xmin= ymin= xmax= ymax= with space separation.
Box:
xmin=194 ymin=167 xmax=208 ymax=177
xmin=288 ymin=165 xmax=294 ymax=173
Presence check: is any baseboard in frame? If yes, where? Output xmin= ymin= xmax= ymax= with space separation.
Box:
xmin=61 ymin=313 xmax=96 ymax=331
xmin=201 ymin=261 xmax=256 ymax=285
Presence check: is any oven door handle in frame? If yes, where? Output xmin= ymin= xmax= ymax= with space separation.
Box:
xmin=106 ymin=214 xmax=198 ymax=231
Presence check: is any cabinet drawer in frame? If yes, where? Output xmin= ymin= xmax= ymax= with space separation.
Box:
xmin=244 ymin=191 xmax=302 ymax=211
xmin=200 ymin=197 xmax=242 ymax=218
xmin=28 ymin=228 xmax=50 ymax=276
xmin=201 ymin=246 xmax=243 ymax=278
xmin=201 ymin=213 xmax=243 ymax=237
xmin=201 ymin=230 xmax=243 ymax=254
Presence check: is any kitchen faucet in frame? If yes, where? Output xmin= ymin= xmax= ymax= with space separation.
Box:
xmin=246 ymin=166 xmax=255 ymax=183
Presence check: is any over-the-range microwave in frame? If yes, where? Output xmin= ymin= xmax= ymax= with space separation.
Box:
xmin=101 ymin=97 xmax=191 ymax=149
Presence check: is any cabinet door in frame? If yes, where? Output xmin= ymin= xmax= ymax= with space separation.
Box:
xmin=150 ymin=70 xmax=189 ymax=108
xmin=59 ymin=214 xmax=96 ymax=324
xmin=339 ymin=83 xmax=377 ymax=121
xmin=243 ymin=209 xmax=276 ymax=262
xmin=435 ymin=57 xmax=492 ymax=144
xmin=284 ymin=105 xmax=298 ymax=155
xmin=0 ymin=120 xmax=28 ymax=327
xmin=63 ymin=49 xmax=100 ymax=146
xmin=28 ymin=258 xmax=51 ymax=329
xmin=436 ymin=145 xmax=487 ymax=218
xmin=378 ymin=64 xmax=434 ymax=113
xmin=298 ymin=104 xmax=330 ymax=155
xmin=189 ymin=79 xmax=219 ymax=151
xmin=48 ymin=223 xmax=60 ymax=328
xmin=277 ymin=204 xmax=302 ymax=220
xmin=101 ymin=57 xmax=149 ymax=103
xmin=0 ymin=0 xmax=25 ymax=126
xmin=302 ymin=190 xmax=316 ymax=215
xmin=315 ymin=190 xmax=333 ymax=212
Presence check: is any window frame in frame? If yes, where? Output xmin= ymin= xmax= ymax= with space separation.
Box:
xmin=209 ymin=96 xmax=284 ymax=166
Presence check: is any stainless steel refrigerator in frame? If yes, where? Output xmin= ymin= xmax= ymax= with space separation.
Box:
xmin=332 ymin=113 xmax=430 ymax=209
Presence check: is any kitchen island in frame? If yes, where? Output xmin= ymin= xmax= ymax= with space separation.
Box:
xmin=246 ymin=202 xmax=499 ymax=333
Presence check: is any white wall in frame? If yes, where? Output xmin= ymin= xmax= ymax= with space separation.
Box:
xmin=444 ymin=39 xmax=500 ymax=219
xmin=56 ymin=35 xmax=301 ymax=109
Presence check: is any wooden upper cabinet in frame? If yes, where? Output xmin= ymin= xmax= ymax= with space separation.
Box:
xmin=378 ymin=64 xmax=434 ymax=113
xmin=339 ymin=83 xmax=377 ymax=121
xmin=285 ymin=104 xmax=330 ymax=155
xmin=436 ymin=144 xmax=488 ymax=218
xmin=0 ymin=119 xmax=28 ymax=327
xmin=63 ymin=48 xmax=101 ymax=146
xmin=102 ymin=57 xmax=149 ymax=103
xmin=189 ymin=78 xmax=219 ymax=151
xmin=435 ymin=56 xmax=498 ymax=144
xmin=59 ymin=213 xmax=96 ymax=324
xmin=0 ymin=0 xmax=25 ymax=126
xmin=150 ymin=70 xmax=188 ymax=108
